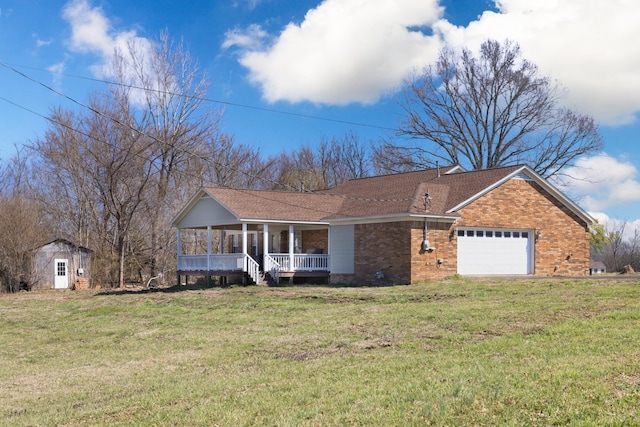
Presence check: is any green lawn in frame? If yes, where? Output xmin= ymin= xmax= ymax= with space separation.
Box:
xmin=1 ymin=278 xmax=639 ymax=426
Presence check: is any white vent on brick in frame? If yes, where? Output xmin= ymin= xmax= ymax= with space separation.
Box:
xmin=457 ymin=228 xmax=532 ymax=275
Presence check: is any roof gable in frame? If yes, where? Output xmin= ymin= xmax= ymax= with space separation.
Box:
xmin=37 ymin=238 xmax=92 ymax=253
xmin=441 ymin=166 xmax=594 ymax=225
xmin=173 ymin=165 xmax=593 ymax=227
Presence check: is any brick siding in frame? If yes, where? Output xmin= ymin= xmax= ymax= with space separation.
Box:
xmin=301 ymin=229 xmax=328 ymax=253
xmin=410 ymin=221 xmax=458 ymax=281
xmin=352 ymin=222 xmax=413 ymax=285
xmin=454 ymin=178 xmax=590 ymax=277
xmin=334 ymin=178 xmax=589 ymax=285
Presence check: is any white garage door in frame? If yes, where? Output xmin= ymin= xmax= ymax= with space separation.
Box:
xmin=457 ymin=228 xmax=532 ymax=275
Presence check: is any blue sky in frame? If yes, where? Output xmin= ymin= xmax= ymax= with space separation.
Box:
xmin=1 ymin=0 xmax=639 ymax=234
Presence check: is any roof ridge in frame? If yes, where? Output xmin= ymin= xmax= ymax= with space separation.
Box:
xmin=334 ymin=165 xmax=459 ymax=184
xmin=436 ymin=164 xmax=525 ymax=177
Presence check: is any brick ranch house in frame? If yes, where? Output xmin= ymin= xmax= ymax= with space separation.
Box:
xmin=171 ymin=165 xmax=594 ymax=285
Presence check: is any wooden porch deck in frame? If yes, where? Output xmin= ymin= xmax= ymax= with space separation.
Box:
xmin=177 ymin=253 xmax=330 ymax=285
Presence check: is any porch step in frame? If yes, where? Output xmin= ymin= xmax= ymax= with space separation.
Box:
xmin=255 ymin=271 xmax=276 ymax=286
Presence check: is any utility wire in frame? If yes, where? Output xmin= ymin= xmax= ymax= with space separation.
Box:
xmin=0 ymin=61 xmax=398 ymax=132
xmin=0 ymin=62 xmax=422 ymax=206
xmin=0 ymin=61 xmax=297 ymax=191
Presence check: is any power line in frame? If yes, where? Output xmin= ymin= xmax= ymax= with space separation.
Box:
xmin=0 ymin=61 xmax=298 ymax=189
xmin=0 ymin=61 xmax=399 ymax=133
xmin=0 ymin=62 xmax=420 ymax=207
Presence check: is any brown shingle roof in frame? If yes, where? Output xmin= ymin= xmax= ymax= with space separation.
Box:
xmin=319 ymin=165 xmax=523 ymax=217
xmin=197 ymin=165 xmax=585 ymax=223
xmin=202 ymin=187 xmax=343 ymax=222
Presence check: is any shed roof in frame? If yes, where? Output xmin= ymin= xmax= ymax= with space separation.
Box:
xmin=36 ymin=238 xmax=92 ymax=253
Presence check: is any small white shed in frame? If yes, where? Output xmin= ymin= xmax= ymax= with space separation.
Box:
xmin=33 ymin=239 xmax=91 ymax=290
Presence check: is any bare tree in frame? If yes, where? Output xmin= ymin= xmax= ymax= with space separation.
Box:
xmin=321 ymin=132 xmax=370 ymax=186
xmin=0 ymin=146 xmax=31 ymax=196
xmin=200 ymin=133 xmax=272 ymax=189
xmin=626 ymin=227 xmax=640 ymax=272
xmin=0 ymin=152 xmax=51 ymax=292
xmin=30 ymin=31 xmax=220 ymax=288
xmin=377 ymin=39 xmax=602 ymax=177
xmin=33 ymin=92 xmax=154 ymax=288
xmin=597 ymin=220 xmax=630 ymax=273
xmin=271 ymin=133 xmax=372 ymax=191
xmin=125 ymin=31 xmax=219 ymax=283
xmin=0 ymin=194 xmax=50 ymax=292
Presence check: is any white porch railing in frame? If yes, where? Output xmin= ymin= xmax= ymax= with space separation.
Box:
xmin=245 ymin=256 xmax=260 ymax=284
xmin=178 ymin=253 xmax=328 ymax=286
xmin=178 ymin=254 xmax=244 ymax=271
xmin=296 ymin=254 xmax=329 ymax=270
xmin=264 ymin=255 xmax=282 ymax=284
xmin=270 ymin=254 xmax=329 ymax=271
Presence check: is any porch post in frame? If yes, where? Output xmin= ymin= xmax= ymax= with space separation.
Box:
xmin=289 ymin=225 xmax=295 ymax=271
xmin=242 ymin=224 xmax=248 ymax=284
xmin=242 ymin=223 xmax=248 ymax=257
xmin=207 ymin=226 xmax=212 ymax=271
xmin=327 ymin=226 xmax=331 ymax=267
xmin=263 ymin=224 xmax=269 ymax=268
xmin=176 ymin=228 xmax=182 ymax=257
xmin=219 ymin=229 xmax=224 ymax=254
xmin=176 ymin=228 xmax=181 ymax=286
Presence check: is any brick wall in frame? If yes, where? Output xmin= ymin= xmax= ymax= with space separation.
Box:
xmin=410 ymin=221 xmax=458 ymax=281
xmin=350 ymin=222 xmax=413 ymax=285
xmin=455 ymin=178 xmax=590 ymax=276
xmin=302 ymin=229 xmax=328 ymax=253
xmin=337 ymin=178 xmax=590 ymax=285
xmin=331 ymin=221 xmax=456 ymax=285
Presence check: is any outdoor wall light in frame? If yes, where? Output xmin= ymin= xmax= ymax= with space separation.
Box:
xmin=535 ymin=230 xmax=543 ymax=241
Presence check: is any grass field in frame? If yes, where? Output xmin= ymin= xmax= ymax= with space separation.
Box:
xmin=1 ymin=278 xmax=639 ymax=426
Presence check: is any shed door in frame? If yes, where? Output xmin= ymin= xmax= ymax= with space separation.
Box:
xmin=54 ymin=259 xmax=69 ymax=289
xmin=457 ymin=229 xmax=532 ymax=275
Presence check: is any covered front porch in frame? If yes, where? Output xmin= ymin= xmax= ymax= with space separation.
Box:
xmin=176 ymin=223 xmax=330 ymax=285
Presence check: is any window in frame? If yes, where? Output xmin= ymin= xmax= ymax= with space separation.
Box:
xmin=486 ymin=231 xmax=493 ymax=237
xmin=495 ymin=231 xmax=503 ymax=238
xmin=466 ymin=230 xmax=475 ymax=237
xmin=504 ymin=231 xmax=512 ymax=238
xmin=476 ymin=230 xmax=484 ymax=237
xmin=294 ymin=230 xmax=302 ymax=253
xmin=56 ymin=262 xmax=66 ymax=276
xmin=230 ymin=231 xmax=259 ymax=255
xmin=513 ymin=231 xmax=520 ymax=238
xmin=458 ymin=230 xmax=465 ymax=237
xmin=231 ymin=234 xmax=239 ymax=253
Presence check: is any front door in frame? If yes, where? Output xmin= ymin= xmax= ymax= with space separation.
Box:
xmin=54 ymin=259 xmax=69 ymax=289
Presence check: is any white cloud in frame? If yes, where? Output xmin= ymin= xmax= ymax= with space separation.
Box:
xmin=558 ymin=154 xmax=640 ymax=212
xmin=588 ymin=212 xmax=640 ymax=242
xmin=232 ymin=0 xmax=268 ymax=11
xmin=62 ymin=0 xmax=153 ymax=81
xmin=222 ymin=24 xmax=268 ymax=51
xmin=47 ymin=62 xmax=66 ymax=88
xmin=227 ymin=0 xmax=640 ymax=123
xmin=63 ymin=0 xmax=116 ymax=56
xmin=0 ymin=8 xmax=13 ymax=19
xmin=436 ymin=0 xmax=640 ymax=125
xmin=35 ymin=37 xmax=52 ymax=48
xmin=224 ymin=0 xmax=443 ymax=105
